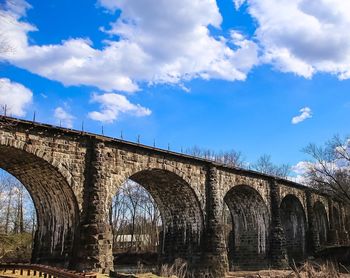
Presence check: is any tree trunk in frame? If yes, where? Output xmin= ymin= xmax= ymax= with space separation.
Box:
xmin=5 ymin=188 xmax=13 ymax=234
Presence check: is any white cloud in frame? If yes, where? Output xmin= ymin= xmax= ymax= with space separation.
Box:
xmin=3 ymin=0 xmax=350 ymax=94
xmin=291 ymin=158 xmax=349 ymax=185
xmin=290 ymin=139 xmax=350 ymax=185
xmin=0 ymin=78 xmax=32 ymax=116
xmin=0 ymin=1 xmax=36 ymax=56
xmin=291 ymin=161 xmax=310 ymax=175
xmin=3 ymin=0 xmax=31 ymax=17
xmin=88 ymin=93 xmax=151 ymax=123
xmin=54 ymin=107 xmax=75 ymax=128
xmin=0 ymin=0 xmax=259 ymax=93
xmin=234 ymin=0 xmax=350 ymax=79
xmin=290 ymin=161 xmax=311 ymax=184
xmin=291 ymin=107 xmax=312 ymax=124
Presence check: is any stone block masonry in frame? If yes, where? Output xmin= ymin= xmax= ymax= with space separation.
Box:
xmin=0 ymin=116 xmax=349 ymax=277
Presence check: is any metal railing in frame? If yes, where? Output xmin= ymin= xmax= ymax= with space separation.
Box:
xmin=0 ymin=264 xmax=97 ymax=278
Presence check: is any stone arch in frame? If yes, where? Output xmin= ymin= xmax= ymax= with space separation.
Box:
xmin=224 ymin=185 xmax=270 ymax=270
xmin=280 ymin=194 xmax=306 ymax=262
xmin=1 ymin=137 xmax=74 ymax=186
xmin=110 ymin=158 xmax=204 ymax=209
xmin=111 ymin=159 xmax=199 ymax=195
xmin=111 ymin=168 xmax=204 ymax=265
xmin=314 ymin=201 xmax=329 ymax=245
xmin=0 ymin=144 xmax=80 ymax=267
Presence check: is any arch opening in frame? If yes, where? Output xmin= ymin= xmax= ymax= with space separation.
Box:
xmin=0 ymin=145 xmax=79 ymax=267
xmin=314 ymin=201 xmax=329 ymax=245
xmin=224 ymin=185 xmax=270 ymax=270
xmin=0 ymin=169 xmax=36 ymax=262
xmin=110 ymin=169 xmax=204 ymax=270
xmin=110 ymin=179 xmax=162 ymax=270
xmin=280 ymin=195 xmax=306 ymax=263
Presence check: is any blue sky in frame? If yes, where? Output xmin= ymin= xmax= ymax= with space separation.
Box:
xmin=0 ymin=0 xmax=349 ymax=171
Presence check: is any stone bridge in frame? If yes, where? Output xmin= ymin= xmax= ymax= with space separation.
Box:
xmin=0 ymin=116 xmax=349 ymax=277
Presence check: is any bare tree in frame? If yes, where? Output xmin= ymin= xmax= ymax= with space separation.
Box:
xmin=110 ymin=179 xmax=162 ymax=253
xmin=110 ymin=189 xmax=128 ymax=246
xmin=218 ymin=150 xmax=245 ymax=167
xmin=303 ymin=135 xmax=350 ymax=203
xmin=0 ymin=170 xmax=35 ymax=234
xmin=13 ymin=186 xmax=24 ymax=234
xmin=0 ymin=170 xmax=36 ymax=261
xmin=252 ymin=154 xmax=291 ymax=178
xmin=4 ymin=187 xmax=13 ymax=234
xmin=137 ymin=190 xmax=161 ymax=250
xmin=122 ymin=180 xmax=144 ymax=250
xmin=186 ymin=146 xmax=245 ymax=167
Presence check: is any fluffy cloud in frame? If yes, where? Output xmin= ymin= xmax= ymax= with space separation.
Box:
xmin=290 ymin=161 xmax=311 ymax=184
xmin=0 ymin=78 xmax=32 ymax=116
xmin=0 ymin=0 xmax=259 ymax=93
xmin=3 ymin=0 xmax=350 ymax=96
xmin=291 ymin=107 xmax=312 ymax=124
xmin=291 ymin=161 xmax=310 ymax=175
xmin=88 ymin=93 xmax=151 ymax=123
xmin=54 ymin=107 xmax=75 ymax=128
xmin=235 ymin=0 xmax=350 ymax=79
xmin=291 ymin=156 xmax=349 ymax=185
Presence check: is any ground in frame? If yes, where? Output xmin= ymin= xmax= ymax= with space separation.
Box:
xmin=226 ymin=269 xmax=350 ymax=277
xmin=2 ymin=268 xmax=350 ymax=278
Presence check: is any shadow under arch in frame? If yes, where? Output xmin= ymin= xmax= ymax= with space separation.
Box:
xmin=314 ymin=201 xmax=329 ymax=245
xmin=112 ymin=168 xmax=204 ymax=266
xmin=280 ymin=194 xmax=306 ymax=263
xmin=224 ymin=185 xmax=270 ymax=270
xmin=333 ymin=206 xmax=341 ymax=233
xmin=0 ymin=144 xmax=80 ymax=267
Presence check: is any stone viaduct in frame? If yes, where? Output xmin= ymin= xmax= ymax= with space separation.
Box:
xmin=0 ymin=116 xmax=349 ymax=277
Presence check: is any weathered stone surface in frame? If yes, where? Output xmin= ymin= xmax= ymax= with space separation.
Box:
xmin=328 ymin=198 xmax=340 ymax=245
xmin=224 ymin=184 xmax=269 ymax=270
xmin=280 ymin=194 xmax=306 ymax=262
xmin=201 ymin=165 xmax=228 ymax=277
xmin=306 ymin=191 xmax=320 ymax=254
xmin=268 ymin=180 xmax=288 ymax=269
xmin=0 ymin=116 xmax=350 ymax=276
xmin=314 ymin=201 xmax=329 ymax=245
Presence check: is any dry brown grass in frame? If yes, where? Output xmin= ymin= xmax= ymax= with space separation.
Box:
xmin=159 ymin=258 xmax=189 ymax=278
xmin=227 ymin=260 xmax=350 ymax=278
xmin=289 ymin=260 xmax=349 ymax=278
